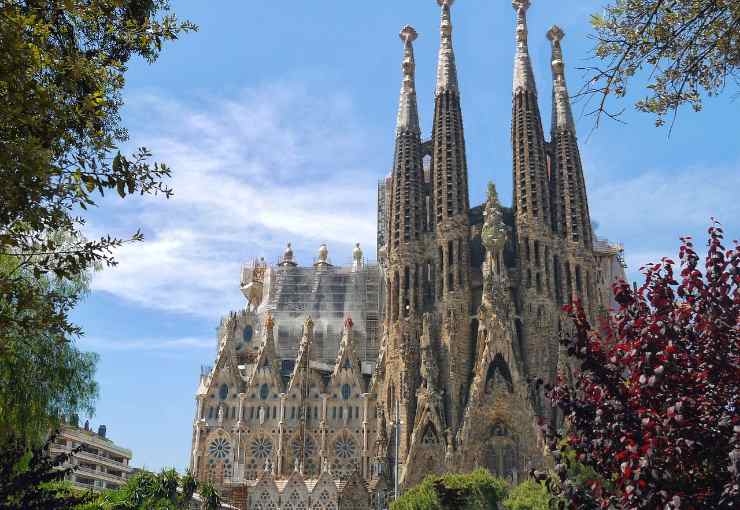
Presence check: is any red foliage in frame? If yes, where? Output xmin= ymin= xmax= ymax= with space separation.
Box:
xmin=547 ymin=223 xmax=739 ymax=509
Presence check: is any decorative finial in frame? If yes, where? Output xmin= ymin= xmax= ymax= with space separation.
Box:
xmin=265 ymin=311 xmax=274 ymax=332
xmin=399 ymin=24 xmax=418 ymax=44
xmin=547 ymin=25 xmax=564 ymax=43
xmin=548 ymin=25 xmax=575 ymax=133
xmin=437 ymin=0 xmax=454 ymax=5
xmin=395 ymin=25 xmax=421 ymax=134
xmin=344 ymin=314 xmax=354 ymax=330
xmin=512 ymin=0 xmax=531 ymax=12
xmin=304 ymin=315 xmax=314 ymax=333
xmin=547 ymin=25 xmax=566 ymax=76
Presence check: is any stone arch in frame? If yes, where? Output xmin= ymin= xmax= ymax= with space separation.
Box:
xmin=484 ymin=353 xmax=514 ymax=394
xmin=481 ymin=420 xmax=520 ymax=482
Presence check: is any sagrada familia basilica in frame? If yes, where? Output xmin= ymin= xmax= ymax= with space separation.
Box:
xmin=189 ymin=1 xmax=626 ymax=508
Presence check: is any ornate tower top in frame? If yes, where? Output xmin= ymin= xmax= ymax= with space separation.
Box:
xmin=396 ymin=25 xmax=420 ymax=135
xmin=512 ymin=0 xmax=536 ymax=94
xmin=435 ymin=0 xmax=459 ymax=96
xmin=547 ymin=25 xmax=575 ymax=134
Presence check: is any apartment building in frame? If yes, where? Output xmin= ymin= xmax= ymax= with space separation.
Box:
xmin=50 ymin=421 xmax=133 ymax=492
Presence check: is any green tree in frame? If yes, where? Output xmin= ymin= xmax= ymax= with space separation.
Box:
xmin=391 ymin=469 xmax=508 ymax=510
xmin=583 ymin=0 xmax=740 ymax=128
xmin=0 ymin=431 xmax=92 ymax=510
xmin=0 ymin=0 xmax=195 ymax=396
xmin=0 ymin=246 xmax=98 ymax=445
xmin=503 ymin=481 xmax=549 ymax=510
xmin=0 ymin=0 xmax=195 ymax=444
xmin=80 ymin=468 xmax=221 ymax=510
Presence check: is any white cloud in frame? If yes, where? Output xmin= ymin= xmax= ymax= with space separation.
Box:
xmin=89 ymin=84 xmax=382 ymax=318
xmin=587 ymin=160 xmax=740 ymax=282
xmin=79 ymin=336 xmax=214 ymax=352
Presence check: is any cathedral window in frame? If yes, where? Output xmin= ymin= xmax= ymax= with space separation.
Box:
xmin=208 ymin=407 xmax=214 ymax=419
xmin=355 ymin=406 xmax=360 ymax=419
xmin=249 ymin=407 xmax=254 ymax=420
xmin=272 ymin=406 xmax=277 ymax=419
xmin=219 ymin=384 xmax=229 ymax=401
xmin=243 ymin=325 xmax=254 ymax=343
xmin=208 ymin=438 xmax=232 ymax=459
xmin=339 ymin=406 xmax=343 ymax=419
xmin=332 ymin=407 xmax=337 ymax=420
xmin=335 ymin=436 xmax=357 ymax=459
xmin=341 ymin=384 xmax=351 ymax=400
xmin=249 ymin=436 xmax=273 ymax=459
xmin=259 ymin=384 xmax=269 ymax=400
xmin=291 ymin=406 xmax=295 ymax=420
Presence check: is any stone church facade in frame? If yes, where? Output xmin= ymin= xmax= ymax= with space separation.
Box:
xmin=189 ymin=1 xmax=626 ymax=507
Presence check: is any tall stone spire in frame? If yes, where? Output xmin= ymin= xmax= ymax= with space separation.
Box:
xmin=548 ymin=26 xmax=575 ymax=134
xmin=512 ymin=0 xmax=536 ymax=94
xmin=396 ymin=25 xmax=420 ymax=136
xmin=435 ymin=0 xmax=459 ymax=96
xmin=387 ymin=25 xmax=425 ymax=313
xmin=547 ymin=26 xmax=592 ymax=247
xmin=431 ymin=0 xmax=472 ymax=433
xmin=511 ymin=0 xmax=551 ymax=230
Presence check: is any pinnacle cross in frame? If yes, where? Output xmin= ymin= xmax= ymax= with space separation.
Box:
xmin=396 ymin=25 xmax=420 ymax=135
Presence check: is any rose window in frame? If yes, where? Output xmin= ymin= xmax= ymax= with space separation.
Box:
xmin=290 ymin=436 xmax=316 ymax=459
xmin=250 ymin=436 xmax=274 ymax=459
xmin=334 ymin=436 xmax=356 ymax=459
xmin=208 ymin=437 xmax=232 ymax=459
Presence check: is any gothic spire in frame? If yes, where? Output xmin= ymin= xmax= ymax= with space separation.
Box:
xmin=510 ymin=0 xmax=551 ymax=230
xmin=547 ymin=26 xmax=593 ymax=247
xmin=547 ymin=26 xmax=575 ymax=134
xmin=431 ymin=0 xmax=473 ymax=433
xmin=435 ymin=0 xmax=459 ymax=96
xmin=512 ymin=0 xmax=536 ymax=95
xmin=396 ymin=25 xmax=420 ymax=135
xmin=387 ymin=25 xmax=425 ymax=257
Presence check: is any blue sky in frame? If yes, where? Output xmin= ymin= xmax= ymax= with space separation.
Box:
xmin=71 ymin=0 xmax=739 ymax=472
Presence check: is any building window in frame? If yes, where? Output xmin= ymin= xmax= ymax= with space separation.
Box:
xmin=243 ymin=325 xmax=254 ymax=343
xmin=219 ymin=384 xmax=228 ymax=400
xmin=259 ymin=384 xmax=269 ymax=400
xmin=341 ymin=384 xmax=351 ymax=400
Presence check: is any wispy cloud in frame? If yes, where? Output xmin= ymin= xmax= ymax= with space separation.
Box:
xmin=79 ymin=336 xmax=214 ymax=352
xmin=89 ymin=84 xmax=383 ymax=318
xmin=586 ymin=159 xmax=740 ymax=281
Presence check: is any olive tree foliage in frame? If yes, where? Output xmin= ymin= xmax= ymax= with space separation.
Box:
xmin=0 ymin=0 xmax=195 ymax=441
xmin=583 ymin=0 xmax=740 ymax=128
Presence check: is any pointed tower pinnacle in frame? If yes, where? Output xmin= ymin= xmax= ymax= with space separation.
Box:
xmin=510 ymin=0 xmax=551 ymax=229
xmin=512 ymin=0 xmax=536 ymax=94
xmin=396 ymin=25 xmax=420 ymax=135
xmin=387 ymin=25 xmax=425 ymax=259
xmin=547 ymin=26 xmax=593 ymax=247
xmin=435 ymin=0 xmax=459 ymax=96
xmin=547 ymin=25 xmax=575 ymax=134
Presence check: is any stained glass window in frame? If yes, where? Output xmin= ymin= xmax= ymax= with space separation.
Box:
xmin=250 ymin=436 xmax=273 ymax=459
xmin=259 ymin=383 xmax=269 ymax=400
xmin=341 ymin=383 xmax=351 ymax=400
xmin=208 ymin=437 xmax=232 ymax=459
xmin=219 ymin=383 xmax=228 ymax=400
xmin=243 ymin=325 xmax=254 ymax=343
xmin=335 ymin=436 xmax=356 ymax=459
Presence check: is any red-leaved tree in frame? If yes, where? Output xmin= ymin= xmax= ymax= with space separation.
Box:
xmin=544 ymin=223 xmax=739 ymax=509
